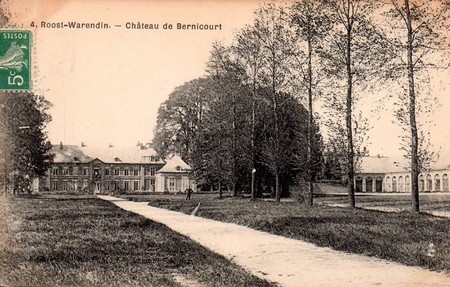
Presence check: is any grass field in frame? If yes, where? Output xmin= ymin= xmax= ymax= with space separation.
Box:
xmin=0 ymin=194 xmax=276 ymax=287
xmin=315 ymin=192 xmax=450 ymax=212
xmin=139 ymin=192 xmax=450 ymax=273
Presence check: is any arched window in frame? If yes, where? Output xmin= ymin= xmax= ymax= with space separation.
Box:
xmin=443 ymin=174 xmax=449 ymax=192
xmin=427 ymin=174 xmax=432 ymax=191
xmin=366 ymin=177 xmax=373 ymax=192
xmin=392 ymin=176 xmax=397 ymax=192
xmin=356 ymin=176 xmax=363 ymax=193
xmin=386 ymin=176 xmax=391 ymax=192
xmin=398 ymin=176 xmax=403 ymax=192
xmin=434 ymin=174 xmax=441 ymax=192
xmin=376 ymin=177 xmax=383 ymax=192
xmin=405 ymin=175 xmax=410 ymax=192
xmin=419 ymin=175 xmax=424 ymax=191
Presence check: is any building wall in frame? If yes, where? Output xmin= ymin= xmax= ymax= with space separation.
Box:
xmin=44 ymin=161 xmax=164 ymax=193
xmin=355 ymin=169 xmax=450 ymax=193
xmin=155 ymin=172 xmax=196 ymax=193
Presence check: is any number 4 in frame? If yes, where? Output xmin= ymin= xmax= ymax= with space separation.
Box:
xmin=30 ymin=21 xmax=35 ymax=27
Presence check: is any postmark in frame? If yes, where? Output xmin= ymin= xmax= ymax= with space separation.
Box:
xmin=0 ymin=30 xmax=31 ymax=90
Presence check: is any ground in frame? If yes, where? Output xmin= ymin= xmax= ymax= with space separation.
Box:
xmin=0 ymin=194 xmax=276 ymax=287
xmin=138 ymin=191 xmax=450 ymax=273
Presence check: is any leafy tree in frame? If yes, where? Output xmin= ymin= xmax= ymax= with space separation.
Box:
xmin=1 ymin=92 xmax=53 ymax=195
xmin=153 ymin=78 xmax=209 ymax=163
xmin=385 ymin=0 xmax=450 ymax=212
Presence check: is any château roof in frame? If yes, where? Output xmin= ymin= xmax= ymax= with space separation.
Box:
xmin=50 ymin=143 xmax=165 ymax=164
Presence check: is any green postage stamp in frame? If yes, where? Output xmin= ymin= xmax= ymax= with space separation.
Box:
xmin=0 ymin=30 xmax=31 ymax=90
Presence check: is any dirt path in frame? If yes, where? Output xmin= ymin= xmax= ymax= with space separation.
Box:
xmin=98 ymin=195 xmax=450 ymax=287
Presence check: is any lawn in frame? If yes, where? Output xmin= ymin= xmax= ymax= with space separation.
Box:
xmin=314 ymin=192 xmax=450 ymax=212
xmin=0 ymin=194 xmax=276 ymax=287
xmin=140 ymin=192 xmax=450 ymax=273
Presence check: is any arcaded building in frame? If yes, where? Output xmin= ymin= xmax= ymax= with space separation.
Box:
xmin=356 ymin=154 xmax=450 ymax=193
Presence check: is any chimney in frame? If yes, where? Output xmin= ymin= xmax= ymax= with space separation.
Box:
xmin=81 ymin=142 xmax=86 ymax=147
xmin=60 ymin=141 xmax=63 ymax=150
xmin=109 ymin=142 xmax=113 ymax=148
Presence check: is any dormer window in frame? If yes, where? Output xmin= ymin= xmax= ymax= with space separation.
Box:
xmin=73 ymin=156 xmax=79 ymax=162
xmin=114 ymin=157 xmax=121 ymax=162
xmin=176 ymin=166 xmax=181 ymax=171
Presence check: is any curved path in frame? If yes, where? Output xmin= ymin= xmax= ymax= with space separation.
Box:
xmin=98 ymin=195 xmax=450 ymax=287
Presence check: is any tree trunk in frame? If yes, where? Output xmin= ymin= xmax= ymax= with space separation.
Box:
xmin=251 ymin=81 xmax=256 ymax=200
xmin=307 ymin=35 xmax=314 ymax=207
xmin=346 ymin=3 xmax=356 ymax=208
xmin=275 ymin=173 xmax=280 ymax=202
xmin=405 ymin=0 xmax=420 ymax=212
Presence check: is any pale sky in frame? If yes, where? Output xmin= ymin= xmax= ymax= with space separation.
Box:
xmin=7 ymin=0 xmax=450 ymax=157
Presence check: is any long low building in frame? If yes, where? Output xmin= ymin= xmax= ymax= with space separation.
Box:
xmin=356 ymin=154 xmax=450 ymax=193
xmin=35 ymin=143 xmax=196 ymax=193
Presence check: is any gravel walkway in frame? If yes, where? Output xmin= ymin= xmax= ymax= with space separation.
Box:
xmin=98 ymin=195 xmax=450 ymax=287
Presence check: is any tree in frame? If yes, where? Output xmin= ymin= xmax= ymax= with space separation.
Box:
xmin=290 ymin=0 xmax=331 ymax=206
xmin=233 ymin=26 xmax=264 ymax=200
xmin=1 ymin=92 xmax=53 ymax=195
xmin=153 ymin=78 xmax=209 ymax=163
xmin=385 ymin=0 xmax=450 ymax=212
xmin=252 ymin=3 xmax=298 ymax=201
xmin=206 ymin=42 xmax=252 ymax=197
xmin=321 ymin=0 xmax=393 ymax=207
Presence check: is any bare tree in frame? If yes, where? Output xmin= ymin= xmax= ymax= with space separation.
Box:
xmin=290 ymin=0 xmax=331 ymax=206
xmin=321 ymin=0 xmax=392 ymax=207
xmin=252 ymin=3 xmax=298 ymax=202
xmin=385 ymin=0 xmax=449 ymax=212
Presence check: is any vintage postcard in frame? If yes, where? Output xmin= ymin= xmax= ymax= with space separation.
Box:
xmin=0 ymin=0 xmax=449 ymax=286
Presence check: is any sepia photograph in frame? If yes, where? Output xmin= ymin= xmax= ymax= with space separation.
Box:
xmin=0 ymin=0 xmax=450 ymax=286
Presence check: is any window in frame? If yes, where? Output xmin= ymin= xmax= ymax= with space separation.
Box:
xmin=133 ymin=180 xmax=139 ymax=191
xmin=443 ymin=174 xmax=449 ymax=192
xmin=405 ymin=175 xmax=410 ymax=192
xmin=435 ymin=175 xmax=441 ymax=192
xmin=114 ymin=181 xmax=120 ymax=191
xmin=52 ymin=180 xmax=58 ymax=191
xmin=124 ymin=181 xmax=129 ymax=191
xmin=105 ymin=181 xmax=110 ymax=191
xmin=114 ymin=168 xmax=120 ymax=176
xmin=63 ymin=168 xmax=69 ymax=176
xmin=385 ymin=176 xmax=391 ymax=192
xmin=419 ymin=175 xmax=424 ymax=191
xmin=124 ymin=169 xmax=130 ymax=176
xmin=427 ymin=174 xmax=432 ymax=191
xmin=398 ymin=176 xmax=403 ymax=192
xmin=83 ymin=168 xmax=89 ymax=176
xmin=392 ymin=176 xmax=397 ymax=192
xmin=168 ymin=177 xmax=175 ymax=191
xmin=134 ymin=169 xmax=139 ymax=176
xmin=63 ymin=180 xmax=69 ymax=191
xmin=105 ymin=168 xmax=110 ymax=176
xmin=52 ymin=167 xmax=58 ymax=176
xmin=93 ymin=168 xmax=101 ymax=176
xmin=150 ymin=179 xmax=155 ymax=191
xmin=150 ymin=167 xmax=156 ymax=176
